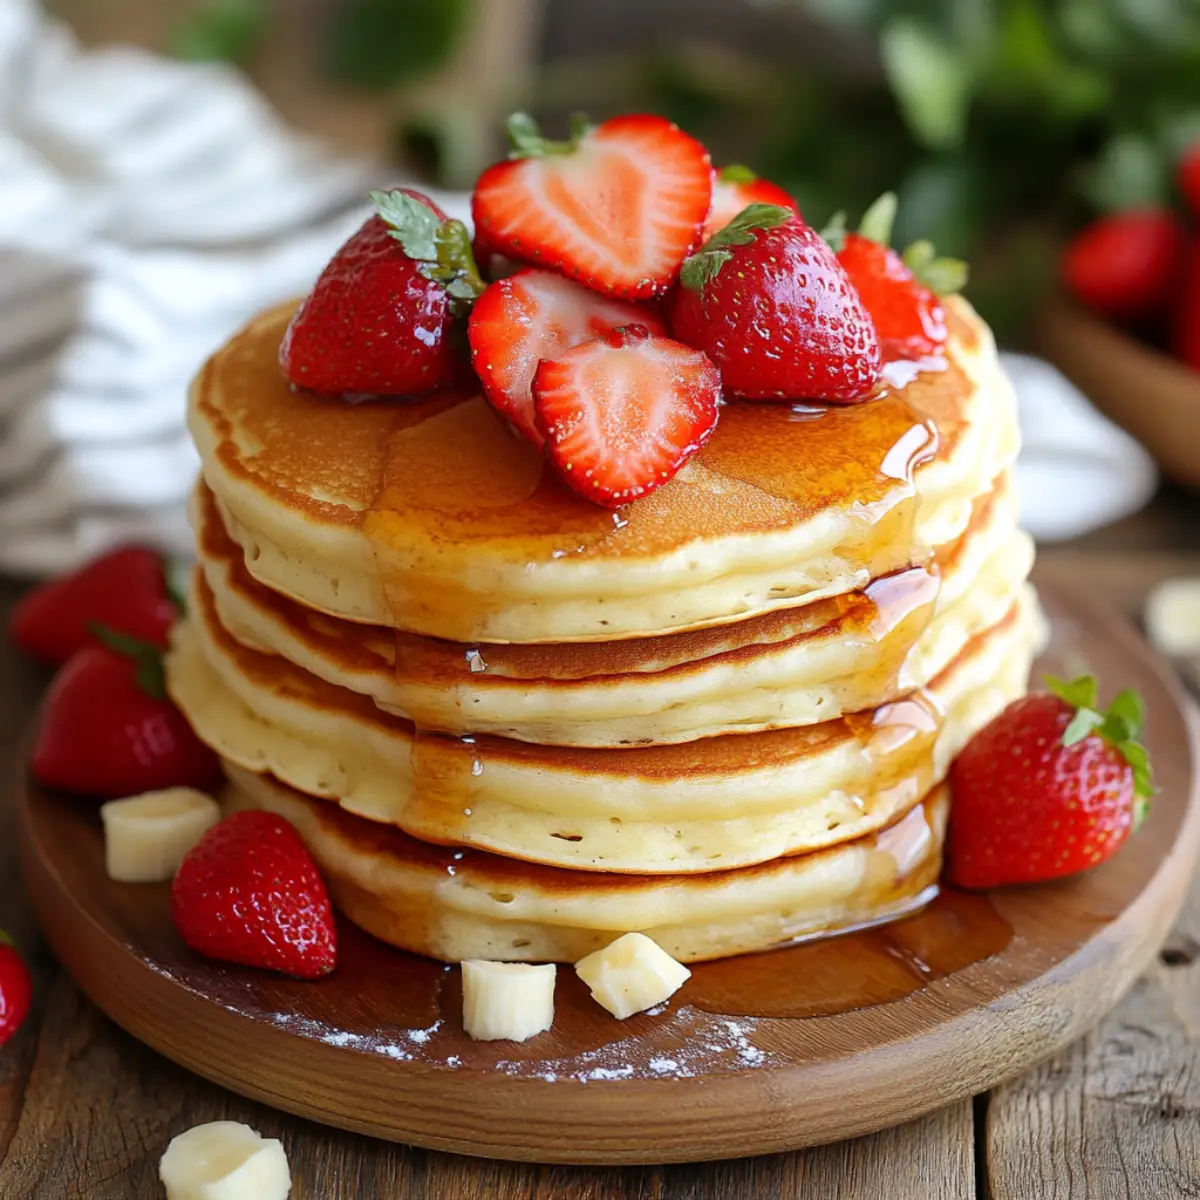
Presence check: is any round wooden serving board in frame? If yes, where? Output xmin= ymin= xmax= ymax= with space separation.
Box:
xmin=16 ymin=581 xmax=1200 ymax=1165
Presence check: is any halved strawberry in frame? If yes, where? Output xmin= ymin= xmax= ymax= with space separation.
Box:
xmin=472 ymin=113 xmax=712 ymax=299
xmin=704 ymin=164 xmax=798 ymax=242
xmin=825 ymin=194 xmax=966 ymax=363
xmin=467 ymin=269 xmax=667 ymax=446
xmin=533 ymin=326 xmax=720 ymax=508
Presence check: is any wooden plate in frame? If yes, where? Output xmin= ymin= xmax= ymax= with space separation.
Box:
xmin=16 ymin=580 xmax=1200 ymax=1165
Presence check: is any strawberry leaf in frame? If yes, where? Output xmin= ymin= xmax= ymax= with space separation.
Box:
xmin=89 ymin=622 xmax=167 ymax=701
xmin=820 ymin=210 xmax=848 ymax=253
xmin=901 ymin=238 xmax=969 ymax=295
xmin=680 ymin=202 xmax=794 ymax=296
xmin=718 ymin=164 xmax=759 ymax=184
xmin=858 ymin=191 xmax=898 ymax=247
xmin=504 ymin=111 xmax=590 ymax=159
xmin=371 ymin=189 xmax=485 ymax=315
xmin=1047 ymin=673 xmax=1154 ymax=801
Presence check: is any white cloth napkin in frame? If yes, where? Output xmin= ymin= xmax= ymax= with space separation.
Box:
xmin=0 ymin=0 xmax=1161 ymax=575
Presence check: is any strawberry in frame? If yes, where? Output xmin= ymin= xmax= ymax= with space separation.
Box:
xmin=825 ymin=193 xmax=967 ymax=362
xmin=173 ymin=810 xmax=336 ymax=979
xmin=704 ymin=164 xmax=798 ymax=242
xmin=31 ymin=628 xmax=221 ymax=798
xmin=280 ymin=188 xmax=484 ymax=398
xmin=471 ymin=112 xmax=712 ymax=299
xmin=946 ymin=675 xmax=1154 ymax=890
xmin=1172 ymin=237 xmax=1200 ymax=371
xmin=1178 ymin=143 xmax=1200 ymax=220
xmin=467 ymin=268 xmax=667 ymax=445
xmin=533 ymin=325 xmax=720 ymax=508
xmin=668 ymin=204 xmax=880 ymax=402
xmin=11 ymin=546 xmax=176 ymax=667
xmin=0 ymin=932 xmax=31 ymax=1048
xmin=1060 ymin=208 xmax=1187 ymax=323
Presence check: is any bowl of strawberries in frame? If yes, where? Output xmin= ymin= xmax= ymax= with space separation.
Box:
xmin=1037 ymin=144 xmax=1200 ymax=490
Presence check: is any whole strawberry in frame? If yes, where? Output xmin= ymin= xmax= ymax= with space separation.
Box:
xmin=1061 ymin=209 xmax=1187 ymax=323
xmin=11 ymin=546 xmax=176 ymax=666
xmin=0 ymin=931 xmax=31 ymax=1048
xmin=172 ymin=810 xmax=337 ymax=979
xmin=1178 ymin=143 xmax=1200 ymax=221
xmin=668 ymin=204 xmax=881 ymax=402
xmin=31 ymin=628 xmax=220 ymax=798
xmin=826 ymin=193 xmax=967 ymax=362
xmin=280 ymin=188 xmax=483 ymax=398
xmin=947 ymin=675 xmax=1153 ymax=890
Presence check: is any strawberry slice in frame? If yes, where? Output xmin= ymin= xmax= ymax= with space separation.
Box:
xmin=533 ymin=326 xmax=720 ymax=508
xmin=825 ymin=193 xmax=966 ymax=362
xmin=704 ymin=164 xmax=798 ymax=242
xmin=467 ymin=268 xmax=667 ymax=446
xmin=472 ymin=113 xmax=712 ymax=299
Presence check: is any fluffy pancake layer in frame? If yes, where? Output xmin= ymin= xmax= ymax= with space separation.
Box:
xmin=193 ymin=476 xmax=1032 ymax=746
xmin=224 ymin=763 xmax=950 ymax=964
xmin=167 ymin=573 xmax=1041 ymax=873
xmin=190 ymin=296 xmax=1018 ymax=643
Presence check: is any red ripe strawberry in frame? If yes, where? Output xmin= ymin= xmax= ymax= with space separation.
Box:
xmin=280 ymin=188 xmax=484 ymax=398
xmin=1178 ymin=143 xmax=1200 ymax=220
xmin=31 ymin=628 xmax=221 ymax=798
xmin=1061 ymin=208 xmax=1187 ymax=323
xmin=668 ymin=204 xmax=880 ymax=402
xmin=533 ymin=325 xmax=720 ymax=508
xmin=173 ymin=810 xmax=336 ymax=980
xmin=827 ymin=193 xmax=965 ymax=362
xmin=472 ymin=112 xmax=712 ymax=299
xmin=11 ymin=546 xmax=176 ymax=666
xmin=1172 ymin=237 xmax=1200 ymax=370
xmin=704 ymin=164 xmax=798 ymax=242
xmin=0 ymin=932 xmax=31 ymax=1048
xmin=467 ymin=268 xmax=667 ymax=446
xmin=947 ymin=675 xmax=1154 ymax=890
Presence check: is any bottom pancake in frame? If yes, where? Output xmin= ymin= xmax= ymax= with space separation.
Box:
xmin=224 ymin=763 xmax=949 ymax=964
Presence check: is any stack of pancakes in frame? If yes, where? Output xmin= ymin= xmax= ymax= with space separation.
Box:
xmin=166 ymin=295 xmax=1040 ymax=964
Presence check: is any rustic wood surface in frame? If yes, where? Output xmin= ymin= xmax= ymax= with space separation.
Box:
xmin=9 ymin=7 xmax=1200 ymax=1195
xmin=0 ymin=493 xmax=1196 ymax=1195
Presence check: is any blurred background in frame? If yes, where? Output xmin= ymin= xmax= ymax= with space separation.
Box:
xmin=3 ymin=0 xmax=1200 ymax=578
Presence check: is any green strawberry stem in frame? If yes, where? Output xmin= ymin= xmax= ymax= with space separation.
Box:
xmin=680 ymin=202 xmax=794 ymax=296
xmin=88 ymin=622 xmax=167 ymax=701
xmin=370 ymin=189 xmax=486 ymax=316
xmin=1046 ymin=674 xmax=1154 ymax=802
xmin=505 ymin=111 xmax=592 ymax=159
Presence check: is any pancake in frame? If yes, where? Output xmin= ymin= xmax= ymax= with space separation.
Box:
xmin=224 ymin=762 xmax=950 ymax=964
xmin=194 ymin=476 xmax=1033 ymax=745
xmin=167 ymin=577 xmax=1041 ymax=873
xmin=190 ymin=295 xmax=1019 ymax=643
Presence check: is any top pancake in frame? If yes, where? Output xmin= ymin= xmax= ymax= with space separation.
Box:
xmin=190 ymin=294 xmax=1018 ymax=643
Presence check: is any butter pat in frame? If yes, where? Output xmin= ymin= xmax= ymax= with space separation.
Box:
xmin=1145 ymin=577 xmax=1200 ymax=657
xmin=101 ymin=788 xmax=221 ymax=883
xmin=159 ymin=1121 xmax=290 ymax=1200
xmin=461 ymin=960 xmax=556 ymax=1041
xmin=575 ymin=933 xmax=690 ymax=1019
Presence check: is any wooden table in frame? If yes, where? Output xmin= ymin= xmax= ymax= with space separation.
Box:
xmin=0 ymin=490 xmax=1197 ymax=1197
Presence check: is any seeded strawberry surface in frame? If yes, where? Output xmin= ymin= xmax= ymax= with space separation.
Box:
xmin=173 ymin=810 xmax=337 ymax=980
xmin=947 ymin=678 xmax=1152 ymax=889
xmin=669 ymin=207 xmax=881 ymax=402
xmin=703 ymin=165 xmax=798 ymax=242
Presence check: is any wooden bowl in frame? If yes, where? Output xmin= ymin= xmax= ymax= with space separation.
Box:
xmin=1035 ymin=296 xmax=1200 ymax=490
